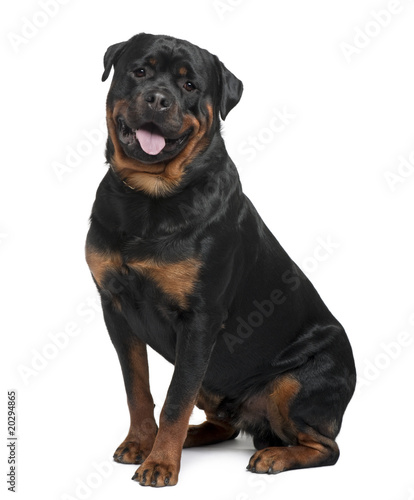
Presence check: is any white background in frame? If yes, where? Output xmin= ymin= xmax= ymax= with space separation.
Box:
xmin=2 ymin=1 xmax=414 ymax=499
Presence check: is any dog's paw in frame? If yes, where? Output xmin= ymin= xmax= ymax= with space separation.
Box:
xmin=246 ymin=448 xmax=286 ymax=474
xmin=131 ymin=457 xmax=179 ymax=487
xmin=113 ymin=438 xmax=153 ymax=465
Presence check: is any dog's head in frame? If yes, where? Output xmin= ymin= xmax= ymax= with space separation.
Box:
xmin=102 ymin=33 xmax=243 ymax=196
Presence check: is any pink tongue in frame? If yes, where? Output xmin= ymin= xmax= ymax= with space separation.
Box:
xmin=136 ymin=127 xmax=166 ymax=155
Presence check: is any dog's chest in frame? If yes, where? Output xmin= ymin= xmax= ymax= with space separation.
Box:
xmin=85 ymin=244 xmax=201 ymax=310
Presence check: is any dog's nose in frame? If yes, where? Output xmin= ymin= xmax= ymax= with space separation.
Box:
xmin=144 ymin=91 xmax=172 ymax=112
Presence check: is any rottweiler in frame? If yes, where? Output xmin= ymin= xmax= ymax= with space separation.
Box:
xmin=86 ymin=33 xmax=356 ymax=487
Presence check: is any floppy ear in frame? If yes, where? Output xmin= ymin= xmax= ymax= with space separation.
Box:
xmin=215 ymin=57 xmax=243 ymax=120
xmin=102 ymin=41 xmax=128 ymax=82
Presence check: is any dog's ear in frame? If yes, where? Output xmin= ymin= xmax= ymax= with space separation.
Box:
xmin=102 ymin=41 xmax=128 ymax=82
xmin=214 ymin=57 xmax=243 ymax=120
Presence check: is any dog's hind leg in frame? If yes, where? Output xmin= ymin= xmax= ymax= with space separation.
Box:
xmin=184 ymin=389 xmax=239 ymax=448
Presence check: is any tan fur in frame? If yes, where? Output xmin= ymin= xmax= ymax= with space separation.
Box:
xmin=128 ymin=258 xmax=201 ymax=309
xmin=85 ymin=244 xmax=201 ymax=309
xmin=106 ymin=101 xmax=214 ymax=197
xmin=85 ymin=246 xmax=123 ymax=288
xmin=267 ymin=375 xmax=301 ymax=442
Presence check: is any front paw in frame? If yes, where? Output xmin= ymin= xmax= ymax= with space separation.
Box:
xmin=131 ymin=457 xmax=179 ymax=487
xmin=113 ymin=438 xmax=154 ymax=465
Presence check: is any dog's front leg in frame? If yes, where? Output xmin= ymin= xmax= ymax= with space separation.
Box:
xmin=102 ymin=306 xmax=158 ymax=465
xmin=133 ymin=321 xmax=218 ymax=487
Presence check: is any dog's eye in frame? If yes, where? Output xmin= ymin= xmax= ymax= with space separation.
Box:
xmin=133 ymin=68 xmax=146 ymax=78
xmin=183 ymin=81 xmax=196 ymax=92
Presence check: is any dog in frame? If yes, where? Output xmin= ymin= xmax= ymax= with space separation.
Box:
xmin=85 ymin=33 xmax=356 ymax=487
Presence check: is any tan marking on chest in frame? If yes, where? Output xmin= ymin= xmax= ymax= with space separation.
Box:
xmin=128 ymin=258 xmax=201 ymax=309
xmin=85 ymin=246 xmax=123 ymax=288
xmin=86 ymin=245 xmax=201 ymax=309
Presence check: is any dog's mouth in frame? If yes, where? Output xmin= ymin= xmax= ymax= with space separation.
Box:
xmin=117 ymin=118 xmax=191 ymax=159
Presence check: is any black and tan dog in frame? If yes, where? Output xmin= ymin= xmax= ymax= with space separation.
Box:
xmin=86 ymin=33 xmax=356 ymax=487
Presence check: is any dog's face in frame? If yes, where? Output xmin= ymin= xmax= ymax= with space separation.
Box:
xmin=102 ymin=33 xmax=243 ymax=195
